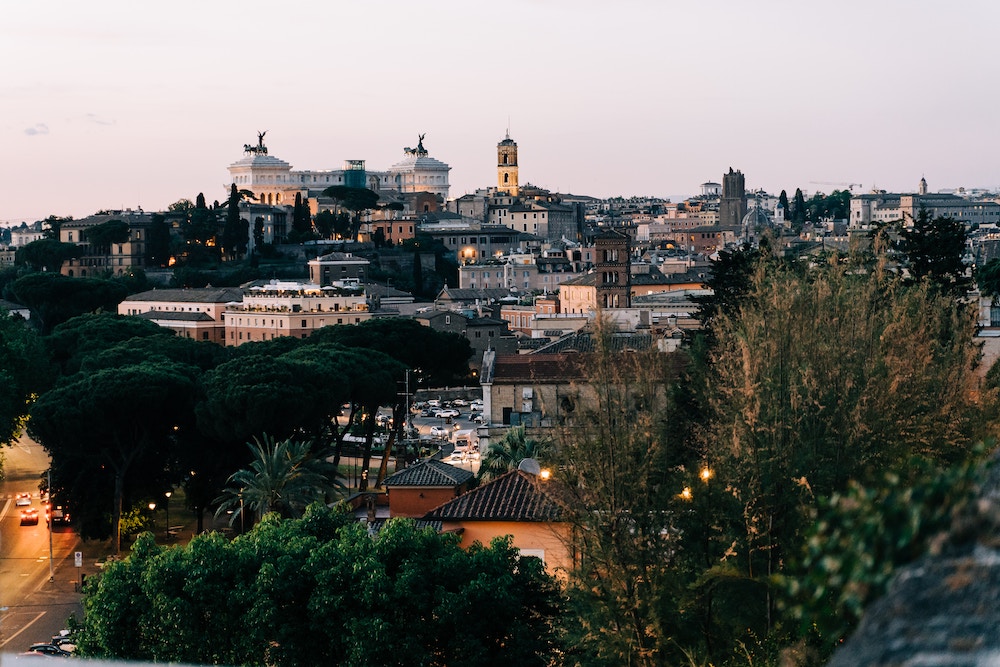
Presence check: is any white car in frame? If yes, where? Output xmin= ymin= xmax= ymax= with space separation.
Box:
xmin=15 ymin=492 xmax=32 ymax=507
xmin=429 ymin=426 xmax=450 ymax=438
xmin=451 ymin=398 xmax=468 ymax=406
xmin=434 ymin=408 xmax=460 ymax=419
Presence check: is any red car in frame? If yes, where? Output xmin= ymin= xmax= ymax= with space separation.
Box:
xmin=20 ymin=507 xmax=39 ymax=525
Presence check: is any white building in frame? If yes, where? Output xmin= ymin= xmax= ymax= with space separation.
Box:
xmin=227 ymin=133 xmax=451 ymax=210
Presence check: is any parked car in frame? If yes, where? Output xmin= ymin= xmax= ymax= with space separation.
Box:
xmin=451 ymin=398 xmax=468 ymax=406
xmin=27 ymin=644 xmax=72 ymax=657
xmin=429 ymin=426 xmax=450 ymax=438
xmin=20 ymin=507 xmax=39 ymax=525
xmin=444 ymin=451 xmax=468 ymax=465
xmin=472 ymin=413 xmax=488 ymax=424
xmin=426 ymin=399 xmax=441 ymax=408
xmin=469 ymin=401 xmax=484 ymax=412
xmin=15 ymin=492 xmax=32 ymax=506
xmin=434 ymin=408 xmax=460 ymax=419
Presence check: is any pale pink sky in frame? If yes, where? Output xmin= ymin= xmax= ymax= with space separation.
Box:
xmin=3 ymin=0 xmax=999 ymax=223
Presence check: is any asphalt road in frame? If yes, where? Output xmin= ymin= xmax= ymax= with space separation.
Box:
xmin=0 ymin=436 xmax=84 ymax=653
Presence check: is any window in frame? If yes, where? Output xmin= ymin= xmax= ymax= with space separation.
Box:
xmin=301 ymin=319 xmax=307 ymax=327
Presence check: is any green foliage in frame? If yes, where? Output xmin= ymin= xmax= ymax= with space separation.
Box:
xmin=6 ymin=272 xmax=128 ymax=333
xmin=322 ymin=186 xmax=380 ymax=240
xmin=221 ymin=184 xmax=249 ymax=260
xmin=693 ymin=243 xmax=764 ymax=339
xmin=0 ymin=315 xmax=53 ymax=445
xmin=479 ymin=425 xmax=550 ymax=482
xmin=46 ymin=312 xmax=167 ymax=376
xmin=785 ymin=447 xmax=990 ymax=652
xmin=791 ymin=188 xmax=806 ymax=227
xmin=307 ymin=317 xmax=472 ymax=386
xmin=291 ymin=192 xmax=312 ymax=237
xmin=215 ymin=435 xmax=340 ymax=524
xmin=77 ymin=506 xmax=562 ymax=666
xmin=83 ymin=219 xmax=130 ymax=253
xmin=196 ymin=354 xmax=330 ymax=446
xmin=555 ymin=320 xmax=693 ymax=666
xmin=899 ymin=205 xmax=970 ymax=297
xmin=802 ymin=189 xmax=852 ymax=222
xmin=28 ymin=360 xmax=200 ymax=548
xmin=42 ymin=215 xmax=73 ymax=240
xmin=15 ymin=238 xmax=82 ymax=272
xmin=145 ymin=213 xmax=172 ymax=267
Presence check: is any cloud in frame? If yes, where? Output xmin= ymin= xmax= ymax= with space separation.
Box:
xmin=24 ymin=123 xmax=49 ymax=136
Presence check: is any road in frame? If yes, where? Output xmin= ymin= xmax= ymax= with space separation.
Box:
xmin=0 ymin=436 xmax=83 ymax=653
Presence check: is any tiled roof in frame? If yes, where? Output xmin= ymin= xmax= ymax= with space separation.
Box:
xmin=490 ymin=353 xmax=590 ymax=382
xmin=135 ymin=311 xmax=215 ymax=323
xmin=125 ymin=288 xmax=244 ymax=304
xmin=424 ymin=470 xmax=564 ymax=522
xmin=532 ymin=332 xmax=654 ymax=354
xmin=436 ymin=287 xmax=512 ymax=302
xmin=383 ymin=459 xmax=475 ymax=488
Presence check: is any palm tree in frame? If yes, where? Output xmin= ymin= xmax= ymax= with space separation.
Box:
xmin=478 ymin=425 xmax=550 ymax=482
xmin=214 ymin=434 xmax=339 ymax=527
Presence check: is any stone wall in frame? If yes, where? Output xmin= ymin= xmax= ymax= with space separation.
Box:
xmin=828 ymin=451 xmax=1000 ymax=666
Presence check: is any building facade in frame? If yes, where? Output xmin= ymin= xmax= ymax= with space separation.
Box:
xmin=223 ymin=280 xmax=371 ymax=346
xmin=227 ymin=133 xmax=451 ymax=213
xmin=119 ymin=287 xmax=243 ymax=344
xmin=60 ymin=210 xmax=152 ymax=277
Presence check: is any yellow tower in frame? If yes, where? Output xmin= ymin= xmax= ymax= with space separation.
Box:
xmin=497 ymin=131 xmax=519 ymax=196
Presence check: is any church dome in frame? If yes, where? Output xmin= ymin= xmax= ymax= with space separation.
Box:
xmin=741 ymin=205 xmax=771 ymax=228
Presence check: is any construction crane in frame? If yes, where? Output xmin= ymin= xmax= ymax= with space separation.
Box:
xmin=810 ymin=181 xmax=861 ymax=193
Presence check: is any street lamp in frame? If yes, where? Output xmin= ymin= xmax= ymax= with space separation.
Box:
xmin=148 ymin=502 xmax=156 ymax=537
xmin=164 ymin=491 xmax=172 ymax=540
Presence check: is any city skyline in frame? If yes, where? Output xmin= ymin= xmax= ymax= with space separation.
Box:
xmin=4 ymin=0 xmax=999 ymax=223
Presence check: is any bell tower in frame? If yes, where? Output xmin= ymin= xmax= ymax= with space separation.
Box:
xmin=497 ymin=131 xmax=519 ymax=196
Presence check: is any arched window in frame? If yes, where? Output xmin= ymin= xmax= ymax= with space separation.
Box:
xmin=504 ymin=173 xmax=509 ymax=184
xmin=503 ymin=155 xmax=508 ymax=165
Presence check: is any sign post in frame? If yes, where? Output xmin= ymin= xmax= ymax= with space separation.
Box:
xmin=74 ymin=551 xmax=83 ymax=591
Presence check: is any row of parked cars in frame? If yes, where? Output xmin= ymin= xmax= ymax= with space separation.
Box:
xmin=413 ymin=398 xmax=484 ymax=419
xmin=21 ymin=630 xmax=77 ymax=658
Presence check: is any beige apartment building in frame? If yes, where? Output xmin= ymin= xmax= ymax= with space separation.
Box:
xmin=223 ymin=280 xmax=371 ymax=346
xmin=119 ymin=287 xmax=243 ymax=344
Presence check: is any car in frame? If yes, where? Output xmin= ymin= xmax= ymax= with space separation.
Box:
xmin=429 ymin=426 xmax=450 ymax=438
xmin=426 ymin=399 xmax=441 ymax=408
xmin=451 ymin=398 xmax=468 ymax=406
xmin=15 ymin=492 xmax=32 ymax=506
xmin=20 ymin=507 xmax=39 ymax=525
xmin=469 ymin=401 xmax=484 ymax=412
xmin=434 ymin=408 xmax=460 ymax=419
xmin=46 ymin=504 xmax=71 ymax=526
xmin=472 ymin=413 xmax=488 ymax=424
xmin=444 ymin=451 xmax=468 ymax=465
xmin=27 ymin=644 xmax=71 ymax=658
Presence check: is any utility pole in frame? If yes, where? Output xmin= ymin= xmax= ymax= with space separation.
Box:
xmin=48 ymin=469 xmax=54 ymax=582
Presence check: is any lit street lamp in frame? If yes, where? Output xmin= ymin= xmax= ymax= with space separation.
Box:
xmin=148 ymin=502 xmax=157 ymax=538
xmin=164 ymin=491 xmax=172 ymax=540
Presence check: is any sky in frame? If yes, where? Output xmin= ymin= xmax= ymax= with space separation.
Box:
xmin=3 ymin=0 xmax=999 ymax=224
